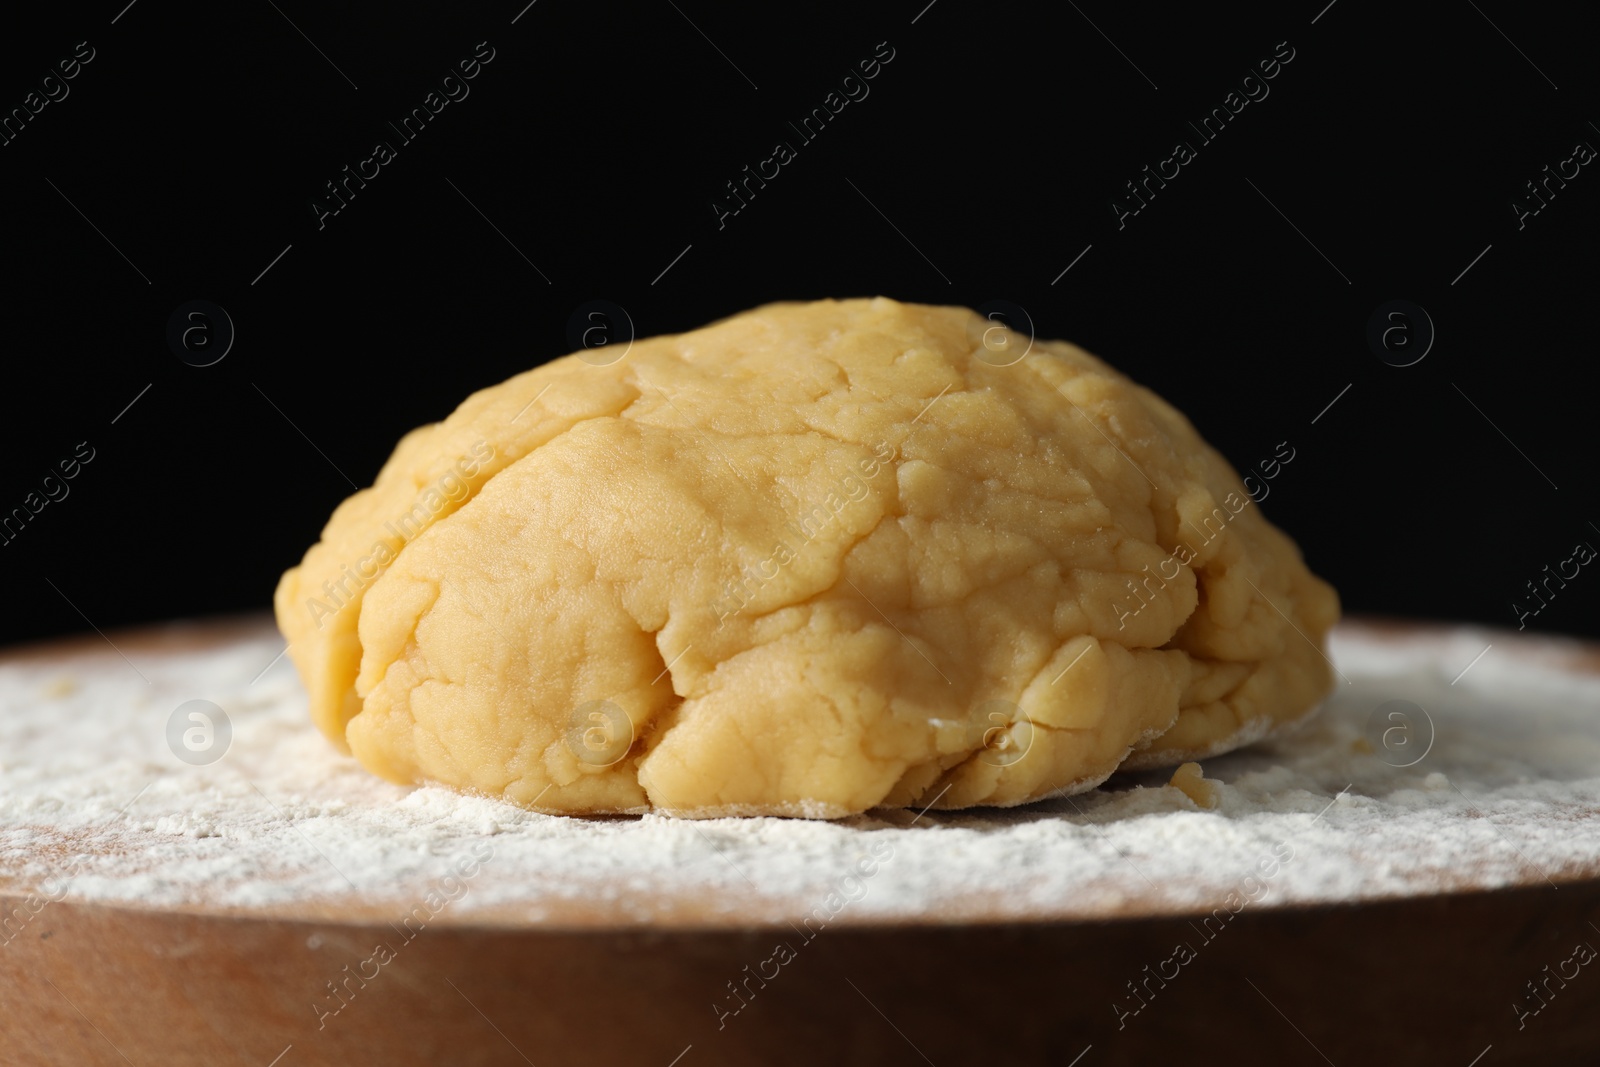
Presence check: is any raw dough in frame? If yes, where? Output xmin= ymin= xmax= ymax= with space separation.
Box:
xmin=274 ymin=298 xmax=1338 ymax=817
xmin=1167 ymin=762 xmax=1222 ymax=809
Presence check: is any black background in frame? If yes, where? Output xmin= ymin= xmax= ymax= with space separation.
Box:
xmin=1 ymin=0 xmax=1595 ymax=648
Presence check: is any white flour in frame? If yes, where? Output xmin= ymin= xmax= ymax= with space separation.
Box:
xmin=1 ymin=618 xmax=1597 ymax=926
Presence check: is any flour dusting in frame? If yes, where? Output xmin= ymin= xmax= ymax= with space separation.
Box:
xmin=1 ymin=619 xmax=1596 ymax=927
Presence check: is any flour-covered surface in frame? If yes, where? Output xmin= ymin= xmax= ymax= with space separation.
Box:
xmin=0 ymin=616 xmax=1596 ymax=928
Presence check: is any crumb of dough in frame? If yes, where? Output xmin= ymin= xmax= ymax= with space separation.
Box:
xmin=42 ymin=677 xmax=78 ymax=699
xmin=274 ymin=298 xmax=1339 ymax=818
xmin=1168 ymin=761 xmax=1221 ymax=809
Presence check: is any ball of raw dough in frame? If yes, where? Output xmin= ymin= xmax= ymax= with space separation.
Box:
xmin=274 ymin=298 xmax=1338 ymax=818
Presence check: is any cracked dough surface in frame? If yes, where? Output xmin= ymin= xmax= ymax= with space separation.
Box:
xmin=273 ymin=298 xmax=1338 ymax=818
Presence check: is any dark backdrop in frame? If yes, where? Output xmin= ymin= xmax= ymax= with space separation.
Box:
xmin=1 ymin=0 xmax=1595 ymax=647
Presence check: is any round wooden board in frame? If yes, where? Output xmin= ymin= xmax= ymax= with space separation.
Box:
xmin=2 ymin=617 xmax=1598 ymax=1065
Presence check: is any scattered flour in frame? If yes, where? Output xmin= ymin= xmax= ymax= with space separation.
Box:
xmin=1 ymin=618 xmax=1597 ymax=927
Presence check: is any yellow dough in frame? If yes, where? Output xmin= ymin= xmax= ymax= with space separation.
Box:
xmin=1167 ymin=762 xmax=1221 ymax=809
xmin=273 ymin=298 xmax=1338 ymax=818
